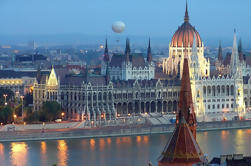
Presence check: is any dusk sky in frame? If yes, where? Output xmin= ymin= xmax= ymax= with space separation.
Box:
xmin=0 ymin=0 xmax=250 ymax=46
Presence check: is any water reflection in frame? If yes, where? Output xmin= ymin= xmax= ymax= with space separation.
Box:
xmin=106 ymin=138 xmax=111 ymax=145
xmin=121 ymin=137 xmax=132 ymax=144
xmin=143 ymin=136 xmax=149 ymax=144
xmin=221 ymin=130 xmax=229 ymax=140
xmin=41 ymin=141 xmax=47 ymax=166
xmin=0 ymin=143 xmax=5 ymax=162
xmin=0 ymin=129 xmax=250 ymax=166
xmin=136 ymin=136 xmax=142 ymax=143
xmin=57 ymin=140 xmax=68 ymax=166
xmin=10 ymin=142 xmax=28 ymax=166
xmin=90 ymin=139 xmax=96 ymax=151
xmin=99 ymin=138 xmax=105 ymax=151
xmin=235 ymin=129 xmax=244 ymax=153
xmin=116 ymin=137 xmax=121 ymax=145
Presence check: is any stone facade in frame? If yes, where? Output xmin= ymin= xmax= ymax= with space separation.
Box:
xmin=101 ymin=38 xmax=155 ymax=81
xmin=33 ymin=65 xmax=180 ymax=120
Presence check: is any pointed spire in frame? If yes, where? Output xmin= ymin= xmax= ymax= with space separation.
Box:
xmin=158 ymin=110 xmax=204 ymax=166
xmin=103 ymin=39 xmax=110 ymax=63
xmin=231 ymin=29 xmax=240 ymax=75
xmin=178 ymin=58 xmax=197 ymax=139
xmin=238 ymin=39 xmax=244 ymax=62
xmin=218 ymin=41 xmax=223 ymax=62
xmin=147 ymin=38 xmax=152 ymax=63
xmin=125 ymin=38 xmax=131 ymax=62
xmin=47 ymin=65 xmax=58 ymax=86
xmin=105 ymin=63 xmax=110 ymax=85
xmin=184 ymin=0 xmax=189 ymax=22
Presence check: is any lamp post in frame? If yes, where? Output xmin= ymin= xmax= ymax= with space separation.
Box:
xmin=3 ymin=94 xmax=7 ymax=106
xmin=20 ymin=95 xmax=24 ymax=121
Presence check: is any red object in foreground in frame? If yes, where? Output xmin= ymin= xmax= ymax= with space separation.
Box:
xmin=158 ymin=117 xmax=204 ymax=166
xmin=177 ymin=57 xmax=197 ymax=139
xmin=158 ymin=55 xmax=203 ymax=166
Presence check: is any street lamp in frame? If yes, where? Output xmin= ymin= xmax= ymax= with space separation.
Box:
xmin=61 ymin=112 xmax=65 ymax=120
xmin=3 ymin=94 xmax=7 ymax=106
xmin=20 ymin=95 xmax=24 ymax=121
xmin=13 ymin=114 xmax=17 ymax=123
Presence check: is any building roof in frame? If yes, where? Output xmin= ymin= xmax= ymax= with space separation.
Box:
xmin=131 ymin=53 xmax=146 ymax=67
xmin=110 ymin=53 xmax=146 ymax=68
xmin=110 ymin=54 xmax=124 ymax=67
xmin=158 ymin=58 xmax=203 ymax=166
xmin=158 ymin=116 xmax=204 ymax=166
xmin=171 ymin=2 xmax=202 ymax=47
xmin=178 ymin=58 xmax=197 ymax=138
xmin=223 ymin=53 xmax=232 ymax=66
xmin=210 ymin=156 xmax=251 ymax=166
xmin=0 ymin=70 xmax=49 ymax=79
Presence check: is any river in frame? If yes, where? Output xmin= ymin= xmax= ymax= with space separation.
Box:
xmin=0 ymin=129 xmax=251 ymax=166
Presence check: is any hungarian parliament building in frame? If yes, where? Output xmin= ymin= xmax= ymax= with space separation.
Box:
xmin=30 ymin=4 xmax=251 ymax=122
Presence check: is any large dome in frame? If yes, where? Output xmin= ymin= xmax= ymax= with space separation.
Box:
xmin=171 ymin=3 xmax=202 ymax=48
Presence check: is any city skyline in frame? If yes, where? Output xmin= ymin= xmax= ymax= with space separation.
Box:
xmin=0 ymin=0 xmax=251 ymax=47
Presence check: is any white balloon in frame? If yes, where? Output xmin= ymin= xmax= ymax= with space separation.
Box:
xmin=112 ymin=21 xmax=125 ymax=33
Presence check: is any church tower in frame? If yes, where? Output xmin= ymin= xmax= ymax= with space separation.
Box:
xmin=101 ymin=39 xmax=110 ymax=75
xmin=218 ymin=41 xmax=223 ymax=62
xmin=125 ymin=37 xmax=131 ymax=62
xmin=231 ymin=30 xmax=245 ymax=117
xmin=158 ymin=57 xmax=204 ymax=166
xmin=147 ymin=38 xmax=152 ymax=63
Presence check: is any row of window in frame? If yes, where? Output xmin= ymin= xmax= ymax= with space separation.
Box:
xmin=203 ymin=98 xmax=234 ymax=102
xmin=207 ymin=103 xmax=233 ymax=110
xmin=203 ymin=85 xmax=235 ymax=96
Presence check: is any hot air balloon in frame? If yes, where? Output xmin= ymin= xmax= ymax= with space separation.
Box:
xmin=112 ymin=21 xmax=125 ymax=33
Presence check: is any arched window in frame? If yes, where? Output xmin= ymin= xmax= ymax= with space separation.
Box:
xmin=221 ymin=85 xmax=225 ymax=94
xmin=230 ymin=85 xmax=234 ymax=95
xmin=212 ymin=86 xmax=216 ymax=96
xmin=203 ymin=86 xmax=206 ymax=95
xmin=226 ymin=85 xmax=230 ymax=96
xmin=217 ymin=85 xmax=220 ymax=95
xmin=207 ymin=86 xmax=211 ymax=96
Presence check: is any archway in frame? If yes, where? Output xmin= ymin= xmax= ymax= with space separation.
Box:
xmin=157 ymin=101 xmax=162 ymax=113
xmin=151 ymin=101 xmax=156 ymax=113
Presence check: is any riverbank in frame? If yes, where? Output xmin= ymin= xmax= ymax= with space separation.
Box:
xmin=0 ymin=120 xmax=251 ymax=142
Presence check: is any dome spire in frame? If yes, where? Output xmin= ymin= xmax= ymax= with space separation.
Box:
xmin=184 ymin=0 xmax=189 ymax=22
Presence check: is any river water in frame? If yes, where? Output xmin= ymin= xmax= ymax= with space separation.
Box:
xmin=0 ymin=129 xmax=251 ymax=166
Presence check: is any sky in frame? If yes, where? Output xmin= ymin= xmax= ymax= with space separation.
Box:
xmin=0 ymin=0 xmax=250 ymax=47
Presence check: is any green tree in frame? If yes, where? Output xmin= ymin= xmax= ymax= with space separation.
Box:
xmin=0 ymin=105 xmax=14 ymax=124
xmin=40 ymin=101 xmax=61 ymax=122
xmin=0 ymin=88 xmax=14 ymax=105
xmin=24 ymin=92 xmax=33 ymax=107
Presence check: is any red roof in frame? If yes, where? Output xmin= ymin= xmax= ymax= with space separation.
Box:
xmin=158 ymin=58 xmax=203 ymax=166
xmin=177 ymin=58 xmax=197 ymax=138
xmin=171 ymin=22 xmax=202 ymax=48
xmin=158 ymin=117 xmax=204 ymax=166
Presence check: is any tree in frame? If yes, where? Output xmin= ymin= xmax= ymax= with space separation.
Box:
xmin=0 ymin=88 xmax=14 ymax=105
xmin=40 ymin=101 xmax=61 ymax=122
xmin=0 ymin=106 xmax=14 ymax=124
xmin=24 ymin=92 xmax=33 ymax=107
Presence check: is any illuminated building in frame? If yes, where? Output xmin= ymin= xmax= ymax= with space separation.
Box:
xmin=101 ymin=38 xmax=155 ymax=80
xmin=162 ymin=2 xmax=210 ymax=79
xmin=0 ymin=70 xmax=45 ymax=95
xmin=33 ymin=66 xmax=180 ymax=120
